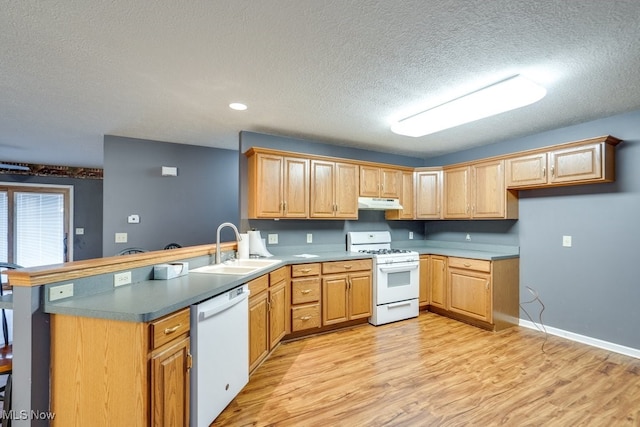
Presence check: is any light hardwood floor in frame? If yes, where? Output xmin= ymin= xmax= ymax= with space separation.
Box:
xmin=214 ymin=312 xmax=640 ymax=426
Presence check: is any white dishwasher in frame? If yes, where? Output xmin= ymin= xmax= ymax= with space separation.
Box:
xmin=191 ymin=284 xmax=249 ymax=427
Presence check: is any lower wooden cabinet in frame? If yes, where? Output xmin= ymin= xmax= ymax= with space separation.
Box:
xmin=425 ymin=255 xmax=519 ymax=331
xmin=290 ymin=263 xmax=322 ymax=332
xmin=50 ymin=308 xmax=192 ymax=426
xmin=248 ymin=267 xmax=290 ymax=373
xmin=429 ymin=255 xmax=448 ymax=310
xmin=448 ymin=258 xmax=492 ymax=323
xmin=321 ymin=260 xmax=372 ymax=326
xmin=151 ymin=335 xmax=191 ymax=426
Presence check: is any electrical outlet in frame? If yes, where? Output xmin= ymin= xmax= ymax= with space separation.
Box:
xmin=49 ymin=283 xmax=74 ymax=301
xmin=409 ymin=232 xmax=414 ymax=240
xmin=115 ymin=232 xmax=128 ymax=243
xmin=114 ymin=271 xmax=132 ymax=287
xmin=466 ymin=233 xmax=471 ymax=241
xmin=268 ymin=234 xmax=278 ymax=244
xmin=306 ymin=233 xmax=313 ymax=243
xmin=75 ymin=227 xmax=84 ymax=235
xmin=563 ymin=235 xmax=572 ymax=247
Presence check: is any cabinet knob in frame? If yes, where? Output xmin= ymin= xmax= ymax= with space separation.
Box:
xmin=464 ymin=263 xmax=471 ymax=267
xmin=301 ymin=268 xmax=311 ymax=273
xmin=344 ymin=265 xmax=352 ymax=270
xmin=301 ymin=289 xmax=311 ymax=294
xmin=551 ymin=165 xmax=555 ymax=177
xmin=300 ymin=316 xmax=311 ymax=321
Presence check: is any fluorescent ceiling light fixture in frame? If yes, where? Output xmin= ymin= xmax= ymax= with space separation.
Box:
xmin=229 ymin=102 xmax=248 ymax=111
xmin=391 ymin=75 xmax=546 ymax=137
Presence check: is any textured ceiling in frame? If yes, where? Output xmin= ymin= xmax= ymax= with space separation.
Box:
xmin=2 ymin=0 xmax=640 ymax=167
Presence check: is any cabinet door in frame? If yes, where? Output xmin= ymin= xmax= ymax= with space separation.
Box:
xmin=334 ymin=162 xmax=359 ymax=218
xmin=505 ymin=153 xmax=548 ymax=188
xmin=310 ymin=160 xmax=336 ymax=218
xmin=253 ymin=154 xmax=284 ymax=218
xmin=449 ymin=269 xmax=491 ymax=322
xmin=322 ymin=275 xmax=349 ymax=325
xmin=550 ymin=143 xmax=602 ymax=184
xmin=443 ymin=166 xmax=470 ymax=218
xmin=429 ymin=256 xmax=447 ymax=309
xmin=151 ymin=335 xmax=191 ymax=427
xmin=249 ymin=291 xmax=269 ymax=372
xmin=283 ymin=157 xmax=309 ymax=218
xmin=472 ymin=160 xmax=505 ymax=218
xmin=348 ymin=271 xmax=372 ymax=320
xmin=387 ymin=171 xmax=415 ymax=220
xmin=359 ymin=166 xmax=380 ymax=197
xmin=419 ymin=256 xmax=430 ymax=307
xmin=380 ymin=168 xmax=402 ymax=198
xmin=415 ymin=170 xmax=442 ymax=219
xmin=268 ymin=280 xmax=287 ymax=349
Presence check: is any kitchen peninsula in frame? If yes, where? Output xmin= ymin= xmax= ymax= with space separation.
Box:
xmin=6 ymin=238 xmax=518 ymax=426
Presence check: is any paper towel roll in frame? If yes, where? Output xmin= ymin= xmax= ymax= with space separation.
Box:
xmin=248 ymin=230 xmax=273 ymax=257
xmin=237 ymin=233 xmax=249 ymax=259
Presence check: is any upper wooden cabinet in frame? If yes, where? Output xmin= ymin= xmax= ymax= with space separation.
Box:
xmin=247 ymin=150 xmax=309 ymax=219
xmin=385 ymin=170 xmax=415 ymax=220
xmin=505 ymin=136 xmax=621 ymax=189
xmin=310 ymin=160 xmax=359 ymax=219
xmin=360 ymin=166 xmax=402 ymax=198
xmin=415 ymin=168 xmax=443 ymax=220
xmin=443 ymin=160 xmax=518 ymax=219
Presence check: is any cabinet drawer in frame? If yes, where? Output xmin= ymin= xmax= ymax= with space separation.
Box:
xmin=448 ymin=257 xmax=491 ymax=273
xmin=291 ymin=263 xmax=321 ymax=277
xmin=322 ymin=259 xmax=372 ymax=274
xmin=248 ymin=274 xmax=269 ymax=295
xmin=150 ymin=308 xmax=190 ymax=350
xmin=270 ymin=266 xmax=288 ymax=285
xmin=291 ymin=303 xmax=321 ymax=331
xmin=291 ymin=277 xmax=321 ymax=304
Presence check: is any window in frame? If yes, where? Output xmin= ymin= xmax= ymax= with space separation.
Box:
xmin=0 ymin=184 xmax=72 ymax=267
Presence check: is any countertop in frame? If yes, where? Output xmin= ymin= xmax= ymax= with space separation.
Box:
xmin=44 ymin=241 xmax=518 ymax=322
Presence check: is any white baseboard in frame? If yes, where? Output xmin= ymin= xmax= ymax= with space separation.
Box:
xmin=518 ymin=319 xmax=640 ymax=359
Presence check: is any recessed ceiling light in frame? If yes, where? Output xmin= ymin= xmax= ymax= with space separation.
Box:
xmin=391 ymin=75 xmax=546 ymax=137
xmin=229 ymin=103 xmax=248 ymax=111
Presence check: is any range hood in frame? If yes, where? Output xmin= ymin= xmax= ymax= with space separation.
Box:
xmin=358 ymin=197 xmax=403 ymax=210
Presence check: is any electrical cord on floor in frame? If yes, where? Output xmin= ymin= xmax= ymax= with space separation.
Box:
xmin=520 ymin=286 xmax=548 ymax=353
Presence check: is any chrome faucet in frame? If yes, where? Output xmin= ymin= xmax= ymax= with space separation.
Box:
xmin=216 ymin=222 xmax=242 ymax=264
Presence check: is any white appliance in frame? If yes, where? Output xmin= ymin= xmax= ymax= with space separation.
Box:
xmin=357 ymin=196 xmax=404 ymax=210
xmin=191 ymin=284 xmax=250 ymax=426
xmin=347 ymin=231 xmax=420 ymax=325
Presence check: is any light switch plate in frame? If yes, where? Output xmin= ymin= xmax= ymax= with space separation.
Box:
xmin=409 ymin=232 xmax=414 ymax=240
xmin=306 ymin=233 xmax=313 ymax=243
xmin=563 ymin=235 xmax=572 ymax=247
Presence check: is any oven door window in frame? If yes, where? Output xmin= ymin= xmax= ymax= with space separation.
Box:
xmin=387 ymin=270 xmax=411 ymax=288
xmin=376 ymin=263 xmax=419 ymax=304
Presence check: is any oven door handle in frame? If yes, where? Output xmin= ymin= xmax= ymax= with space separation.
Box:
xmin=378 ymin=264 xmax=419 ymax=273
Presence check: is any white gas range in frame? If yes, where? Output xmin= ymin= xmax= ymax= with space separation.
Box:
xmin=347 ymin=231 xmax=420 ymax=325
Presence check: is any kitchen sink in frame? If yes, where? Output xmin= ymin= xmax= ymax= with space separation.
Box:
xmin=190 ymin=258 xmax=282 ymax=275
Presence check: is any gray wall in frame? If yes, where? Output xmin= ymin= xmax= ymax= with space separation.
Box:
xmin=422 ymin=109 xmax=640 ymax=349
xmin=1 ymin=173 xmax=103 ymax=261
xmin=103 ymin=135 xmax=239 ymax=256
xmin=238 ymin=131 xmax=425 ymax=247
